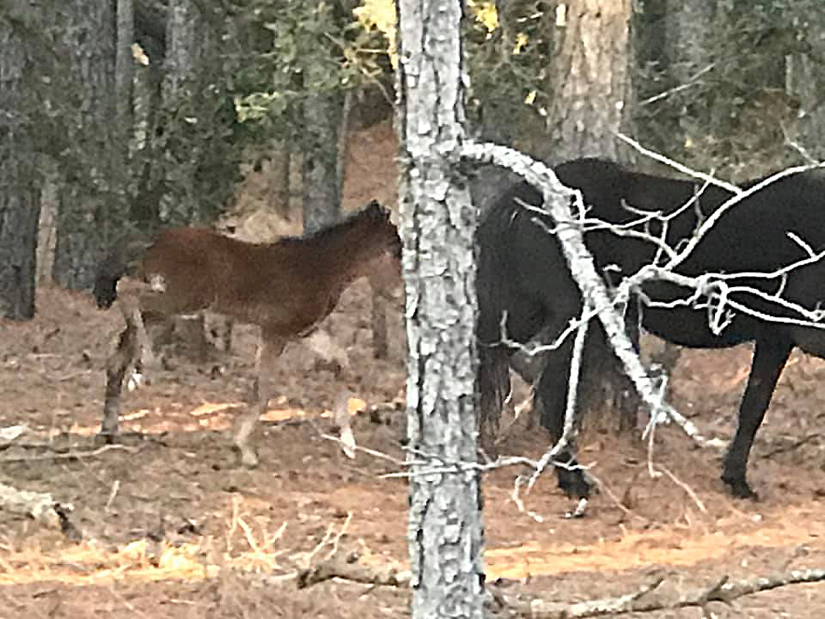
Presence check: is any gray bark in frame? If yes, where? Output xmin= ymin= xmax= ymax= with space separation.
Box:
xmin=787 ymin=17 xmax=825 ymax=161
xmin=663 ymin=0 xmax=715 ymax=84
xmin=116 ymin=0 xmax=135 ymax=140
xmin=157 ymin=0 xmax=205 ymax=224
xmin=397 ymin=1 xmax=485 ymax=617
xmin=0 ymin=17 xmax=41 ymax=319
xmin=271 ymin=141 xmax=292 ymax=220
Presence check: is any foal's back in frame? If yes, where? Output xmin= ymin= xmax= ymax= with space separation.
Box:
xmin=140 ymin=227 xmax=340 ymax=329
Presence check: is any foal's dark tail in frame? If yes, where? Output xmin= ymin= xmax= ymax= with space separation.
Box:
xmin=93 ymin=236 xmax=153 ymax=309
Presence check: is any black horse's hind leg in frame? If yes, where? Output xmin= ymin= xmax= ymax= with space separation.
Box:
xmin=721 ymin=336 xmax=792 ymax=499
xmin=535 ymin=341 xmax=592 ymax=499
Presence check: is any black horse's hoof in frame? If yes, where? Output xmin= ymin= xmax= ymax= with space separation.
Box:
xmin=722 ymin=475 xmax=759 ymax=500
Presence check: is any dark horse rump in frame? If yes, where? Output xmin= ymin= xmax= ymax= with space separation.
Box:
xmin=476 ymin=157 xmax=825 ymax=499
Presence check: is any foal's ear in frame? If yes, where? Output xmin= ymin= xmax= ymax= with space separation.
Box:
xmin=366 ymin=199 xmax=390 ymax=220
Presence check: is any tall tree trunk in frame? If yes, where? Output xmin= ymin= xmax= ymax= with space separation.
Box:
xmin=0 ymin=18 xmax=41 ymax=319
xmin=397 ymin=1 xmax=484 ymax=617
xmin=530 ymin=0 xmax=639 ymax=432
xmin=157 ymin=0 xmax=206 ymax=224
xmin=51 ymin=0 xmax=124 ymax=290
xmin=302 ymin=81 xmax=343 ymax=233
xmin=153 ymin=0 xmax=238 ymax=227
xmin=116 ymin=0 xmax=134 ymax=142
xmin=545 ymin=0 xmax=634 ymax=164
xmin=271 ymin=141 xmax=292 ymax=220
xmin=787 ymin=12 xmax=825 ymax=162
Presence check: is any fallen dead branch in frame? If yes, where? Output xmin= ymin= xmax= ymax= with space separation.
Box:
xmin=295 ymin=550 xmax=411 ymax=589
xmin=294 ymin=550 xmax=825 ymax=618
xmin=505 ymin=567 xmax=825 ymax=618
xmin=0 ymin=482 xmax=81 ymax=540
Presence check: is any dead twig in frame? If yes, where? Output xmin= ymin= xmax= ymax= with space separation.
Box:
xmin=0 ymin=443 xmax=142 ymax=463
xmin=762 ymin=433 xmax=821 ymax=459
xmin=294 ymin=548 xmax=825 ymax=619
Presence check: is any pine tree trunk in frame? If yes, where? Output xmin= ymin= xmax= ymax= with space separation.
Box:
xmin=397 ymin=1 xmax=485 ymax=617
xmin=527 ymin=0 xmax=639 ymax=432
xmin=51 ymin=0 xmax=125 ymax=290
xmin=116 ymin=0 xmax=134 ymax=141
xmin=157 ymin=0 xmax=205 ymax=224
xmin=787 ymin=13 xmax=825 ymax=161
xmin=545 ymin=0 xmax=634 ymax=164
xmin=271 ymin=141 xmax=292 ymax=220
xmin=0 ymin=18 xmax=41 ymax=319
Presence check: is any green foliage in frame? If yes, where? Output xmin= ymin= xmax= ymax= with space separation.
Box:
xmin=231 ymin=0 xmax=388 ymax=143
xmin=463 ymin=1 xmax=556 ymax=145
xmin=635 ymin=0 xmax=820 ymax=178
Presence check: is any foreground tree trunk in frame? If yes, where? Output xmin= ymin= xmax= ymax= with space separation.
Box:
xmin=0 ymin=17 xmax=41 ymax=319
xmin=397 ymin=1 xmax=485 ymax=617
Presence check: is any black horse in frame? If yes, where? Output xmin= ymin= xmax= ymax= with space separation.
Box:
xmin=476 ymin=157 xmax=825 ymax=499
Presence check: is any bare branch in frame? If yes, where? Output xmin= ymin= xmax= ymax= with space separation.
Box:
xmin=616 ymin=133 xmax=741 ymax=194
xmin=509 ymin=568 xmax=825 ymax=618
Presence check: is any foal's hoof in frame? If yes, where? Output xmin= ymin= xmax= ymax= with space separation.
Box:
xmin=94 ymin=432 xmax=120 ymax=446
xmin=722 ymin=475 xmax=759 ymax=500
xmin=238 ymin=450 xmax=259 ymax=469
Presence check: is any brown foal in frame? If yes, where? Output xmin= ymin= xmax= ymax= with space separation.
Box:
xmin=94 ymin=200 xmax=401 ymax=466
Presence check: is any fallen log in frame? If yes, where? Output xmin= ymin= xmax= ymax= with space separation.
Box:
xmin=0 ymin=482 xmax=81 ymax=540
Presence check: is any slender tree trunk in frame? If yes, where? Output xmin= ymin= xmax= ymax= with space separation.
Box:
xmin=271 ymin=141 xmax=292 ymax=220
xmin=0 ymin=18 xmax=41 ymax=319
xmin=36 ymin=160 xmax=59 ymax=286
xmin=302 ymin=80 xmax=343 ymax=233
xmin=787 ymin=12 xmax=825 ymax=162
xmin=397 ymin=1 xmax=485 ymax=617
xmin=157 ymin=0 xmax=205 ymax=224
xmin=116 ymin=0 xmax=134 ymax=141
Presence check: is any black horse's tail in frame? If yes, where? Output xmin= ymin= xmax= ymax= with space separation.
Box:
xmin=475 ymin=182 xmax=524 ymax=437
xmin=93 ymin=235 xmax=153 ymax=309
xmin=477 ymin=342 xmax=512 ymax=436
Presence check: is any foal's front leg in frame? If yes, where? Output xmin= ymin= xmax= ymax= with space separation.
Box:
xmin=233 ymin=329 xmax=285 ymax=468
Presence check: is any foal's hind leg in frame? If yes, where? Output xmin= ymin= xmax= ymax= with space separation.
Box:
xmin=100 ymin=316 xmax=140 ymax=439
xmin=233 ymin=330 xmax=285 ymax=468
xmin=721 ymin=336 xmax=792 ymax=499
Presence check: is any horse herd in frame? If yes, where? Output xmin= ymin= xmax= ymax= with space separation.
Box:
xmin=93 ymin=159 xmax=825 ymax=502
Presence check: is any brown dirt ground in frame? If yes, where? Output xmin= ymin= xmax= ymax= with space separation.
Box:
xmin=3 ymin=123 xmax=825 ymax=617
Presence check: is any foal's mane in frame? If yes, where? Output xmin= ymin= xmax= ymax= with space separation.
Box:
xmin=274 ymin=200 xmax=390 ymax=249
